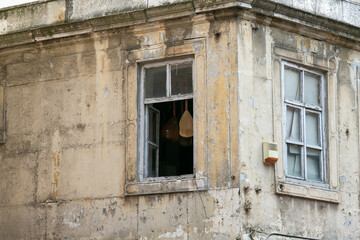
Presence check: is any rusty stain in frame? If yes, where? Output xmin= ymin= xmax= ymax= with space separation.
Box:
xmin=57 ymin=8 xmax=65 ymax=22
xmin=52 ymin=152 xmax=60 ymax=200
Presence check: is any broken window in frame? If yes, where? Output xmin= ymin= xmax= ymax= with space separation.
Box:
xmin=283 ymin=63 xmax=325 ymax=183
xmin=140 ymin=59 xmax=194 ymax=178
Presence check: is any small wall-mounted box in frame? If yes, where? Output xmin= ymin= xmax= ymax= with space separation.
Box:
xmin=263 ymin=142 xmax=278 ymax=164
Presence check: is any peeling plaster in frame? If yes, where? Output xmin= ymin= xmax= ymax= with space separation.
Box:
xmin=62 ymin=206 xmax=84 ymax=229
xmin=0 ymin=19 xmax=7 ymax=34
xmin=206 ymin=189 xmax=240 ymax=236
xmin=142 ymin=49 xmax=163 ymax=60
xmin=63 ymin=218 xmax=81 ymax=228
xmin=240 ymin=173 xmax=246 ymax=181
xmin=157 ymin=225 xmax=187 ymax=239
xmin=249 ymin=97 xmax=254 ymax=107
xmin=239 ymin=130 xmax=244 ymax=138
xmin=344 ymin=216 xmax=352 ymax=227
xmin=104 ymin=85 xmax=109 ymax=99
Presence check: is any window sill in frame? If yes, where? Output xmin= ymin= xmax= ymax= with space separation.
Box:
xmin=275 ymin=181 xmax=340 ymax=203
xmin=125 ymin=177 xmax=208 ymax=196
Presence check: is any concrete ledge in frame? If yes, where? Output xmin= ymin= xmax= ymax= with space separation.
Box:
xmin=252 ymin=0 xmax=360 ymax=40
xmin=125 ymin=177 xmax=208 ymax=196
xmin=145 ymin=1 xmax=194 ymax=22
xmin=275 ymin=181 xmax=340 ymax=203
xmin=266 ymin=0 xmax=360 ymax=28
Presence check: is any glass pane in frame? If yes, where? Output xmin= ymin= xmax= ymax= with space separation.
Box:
xmin=307 ymin=148 xmax=321 ymax=181
xmin=286 ymin=107 xmax=301 ymax=142
xmin=285 ymin=67 xmax=301 ymax=102
xmin=171 ymin=62 xmax=193 ymax=95
xmin=148 ymin=107 xmax=158 ymax=143
xmin=147 ymin=144 xmax=158 ymax=177
xmin=287 ymin=144 xmax=302 ymax=178
xmin=304 ymin=72 xmax=321 ymax=106
xmin=145 ymin=66 xmax=167 ymax=98
xmin=306 ymin=112 xmax=320 ymax=146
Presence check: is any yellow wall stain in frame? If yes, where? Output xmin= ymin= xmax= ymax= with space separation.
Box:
xmin=57 ymin=8 xmax=65 ymax=22
xmin=52 ymin=152 xmax=60 ymax=200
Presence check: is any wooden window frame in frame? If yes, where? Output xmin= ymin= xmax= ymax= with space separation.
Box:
xmin=125 ymin=39 xmax=208 ymax=196
xmin=139 ymin=58 xmax=195 ymax=181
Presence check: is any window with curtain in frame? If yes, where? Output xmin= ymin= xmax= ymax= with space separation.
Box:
xmin=283 ymin=62 xmax=326 ymax=183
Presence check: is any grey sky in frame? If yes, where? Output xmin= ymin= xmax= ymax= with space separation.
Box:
xmin=0 ymin=0 xmax=38 ymax=9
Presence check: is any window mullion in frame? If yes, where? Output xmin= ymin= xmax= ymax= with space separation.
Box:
xmin=285 ymin=139 xmax=304 ymax=146
xmin=284 ymin=100 xmax=305 ymax=108
xmin=301 ymin=70 xmax=305 ymax=104
xmin=301 ymin=70 xmax=306 ymax=180
xmin=320 ymin=74 xmax=325 ymax=182
xmin=317 ymin=112 xmax=322 ymax=148
xmin=302 ymin=107 xmax=307 ymax=180
xmin=144 ymin=94 xmax=193 ymax=104
xmin=155 ymin=107 xmax=160 ymax=177
xmin=148 ymin=141 xmax=159 ymax=148
xmin=144 ymin=105 xmax=149 ymax=178
xmin=167 ymin=64 xmax=171 ymax=97
xmin=319 ymin=113 xmax=324 ymax=182
xmin=141 ymin=66 xmax=147 ymax=180
xmin=306 ymin=145 xmax=322 ymax=151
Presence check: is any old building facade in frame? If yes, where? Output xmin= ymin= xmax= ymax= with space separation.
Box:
xmin=0 ymin=0 xmax=360 ymax=239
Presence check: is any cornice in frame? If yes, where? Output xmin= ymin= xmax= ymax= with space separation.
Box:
xmin=252 ymin=0 xmax=360 ymax=44
xmin=0 ymin=0 xmax=359 ymax=50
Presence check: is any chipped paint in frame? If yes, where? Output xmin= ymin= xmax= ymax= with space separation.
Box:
xmin=63 ymin=218 xmax=81 ymax=228
xmin=206 ymin=189 xmax=240 ymax=236
xmin=157 ymin=225 xmax=186 ymax=239
xmin=0 ymin=19 xmax=7 ymax=34
xmin=104 ymin=85 xmax=109 ymax=99
xmin=344 ymin=216 xmax=352 ymax=227
xmin=62 ymin=206 xmax=83 ymax=229
xmin=249 ymin=97 xmax=254 ymax=107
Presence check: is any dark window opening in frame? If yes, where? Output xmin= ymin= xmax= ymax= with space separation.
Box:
xmin=153 ymin=99 xmax=193 ymax=177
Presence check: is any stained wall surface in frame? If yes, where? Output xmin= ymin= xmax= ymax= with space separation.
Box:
xmin=0 ymin=1 xmax=359 ymax=240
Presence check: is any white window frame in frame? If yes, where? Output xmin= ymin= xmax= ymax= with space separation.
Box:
xmin=282 ymin=61 xmax=327 ymax=187
xmin=138 ymin=58 xmax=195 ymax=181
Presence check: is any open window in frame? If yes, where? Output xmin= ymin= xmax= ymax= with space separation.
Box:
xmin=139 ymin=59 xmax=194 ymax=179
xmin=283 ymin=62 xmax=326 ymax=184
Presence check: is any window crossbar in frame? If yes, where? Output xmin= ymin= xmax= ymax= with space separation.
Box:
xmin=144 ymin=94 xmax=193 ymax=104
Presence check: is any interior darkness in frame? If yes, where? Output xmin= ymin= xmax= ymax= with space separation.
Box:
xmin=154 ymin=99 xmax=194 ymax=177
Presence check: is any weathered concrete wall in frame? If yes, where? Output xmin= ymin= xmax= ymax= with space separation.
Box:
xmin=0 ymin=1 xmax=360 ymax=240
xmin=268 ymin=0 xmax=360 ymax=28
xmin=1 ymin=0 xmax=360 ymax=36
xmin=0 ymin=0 xmax=66 ymax=34
xmin=0 ymin=13 xmax=243 ymax=239
xmin=237 ymin=17 xmax=360 ymax=239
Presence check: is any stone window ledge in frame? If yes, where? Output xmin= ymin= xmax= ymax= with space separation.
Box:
xmin=275 ymin=181 xmax=340 ymax=203
xmin=125 ymin=177 xmax=208 ymax=196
